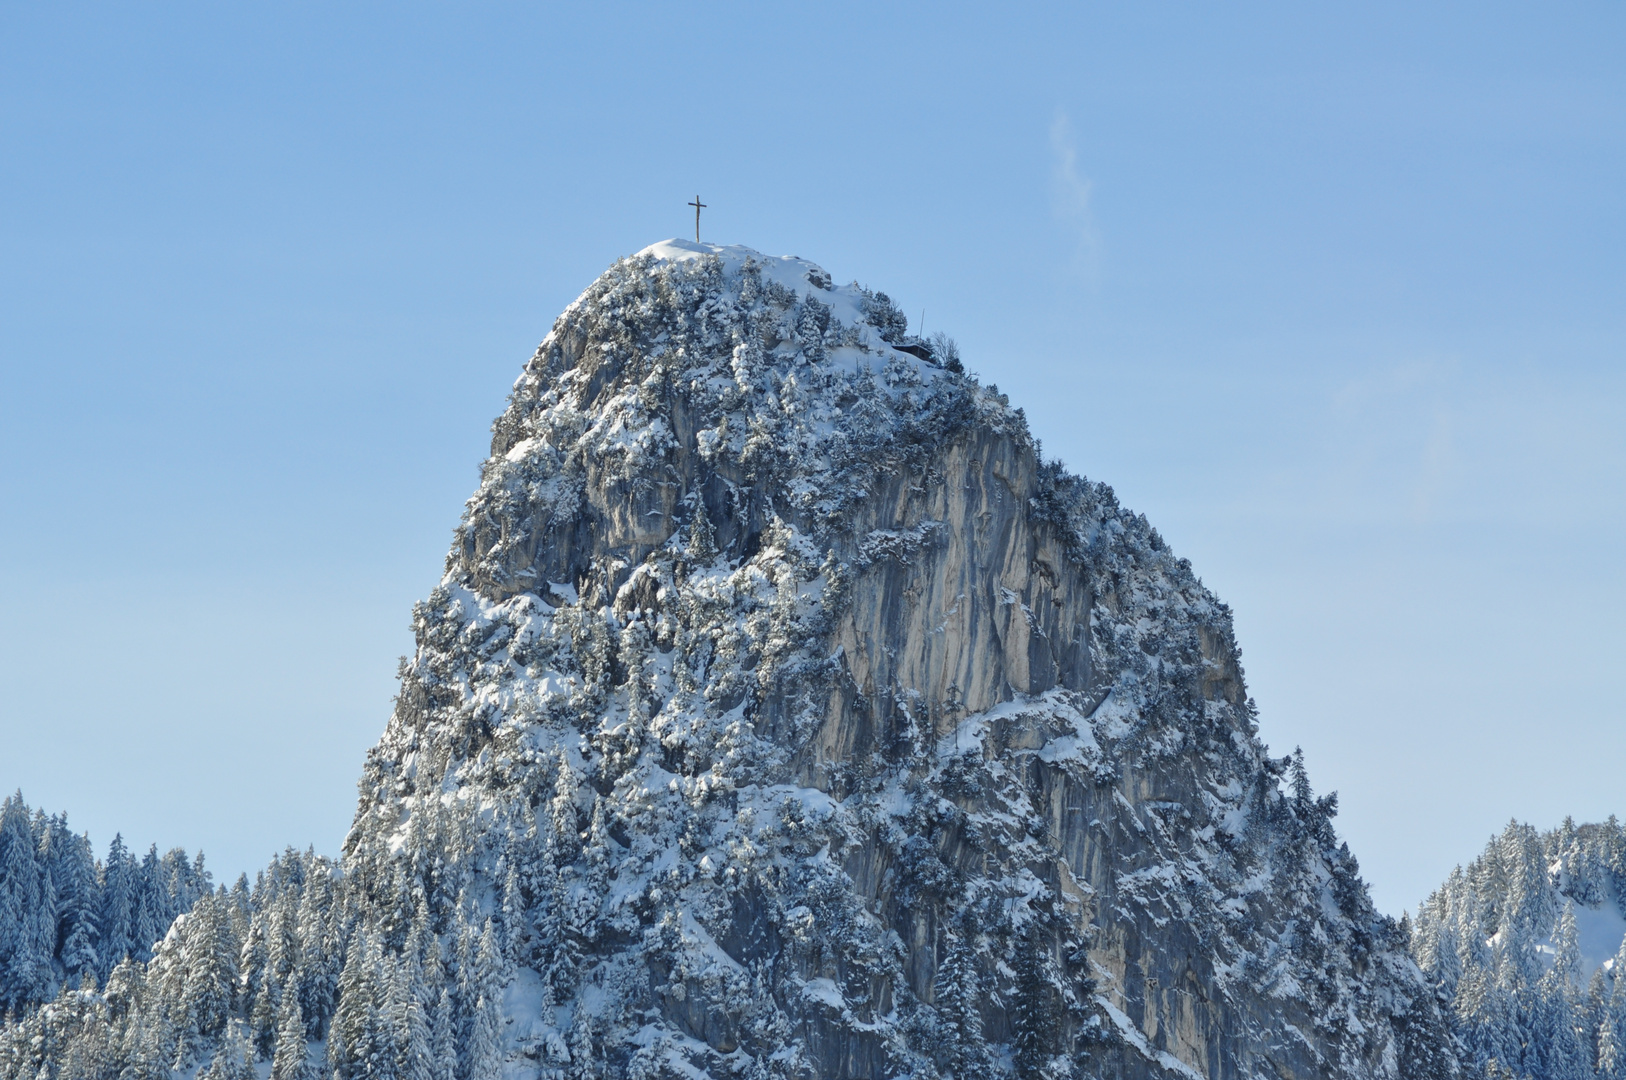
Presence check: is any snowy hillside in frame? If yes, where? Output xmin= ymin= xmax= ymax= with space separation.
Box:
xmin=4 ymin=242 xmax=1457 ymax=1080
xmin=1412 ymin=818 xmax=1626 ymax=1079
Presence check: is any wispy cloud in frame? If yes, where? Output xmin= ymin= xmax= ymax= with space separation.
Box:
xmin=1050 ymin=110 xmax=1101 ymax=275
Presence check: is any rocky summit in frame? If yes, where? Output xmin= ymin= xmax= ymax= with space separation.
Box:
xmin=1 ymin=241 xmax=1459 ymax=1080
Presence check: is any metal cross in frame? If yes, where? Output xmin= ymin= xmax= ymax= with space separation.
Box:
xmin=688 ymin=196 xmax=706 ymax=242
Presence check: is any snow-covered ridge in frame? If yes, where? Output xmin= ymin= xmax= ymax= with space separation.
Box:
xmin=633 ymin=239 xmax=835 ymax=299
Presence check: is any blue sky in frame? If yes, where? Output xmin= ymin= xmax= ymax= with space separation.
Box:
xmin=1 ymin=2 xmax=1621 ymax=914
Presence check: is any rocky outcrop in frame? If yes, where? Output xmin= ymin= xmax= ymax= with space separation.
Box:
xmin=344 ymin=240 xmax=1458 ymax=1080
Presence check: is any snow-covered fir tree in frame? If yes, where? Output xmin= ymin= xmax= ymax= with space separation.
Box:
xmin=0 ymin=793 xmax=207 ymax=1017
xmin=3 ymin=241 xmax=1464 ymax=1079
xmin=1413 ymin=817 xmax=1626 ymax=1080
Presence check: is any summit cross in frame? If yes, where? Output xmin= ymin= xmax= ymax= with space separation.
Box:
xmin=688 ymin=196 xmax=706 ymax=242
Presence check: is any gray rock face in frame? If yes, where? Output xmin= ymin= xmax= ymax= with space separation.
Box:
xmin=350 ymin=241 xmax=1458 ymax=1080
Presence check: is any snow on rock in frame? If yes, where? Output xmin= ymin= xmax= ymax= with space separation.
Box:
xmin=378 ymin=241 xmax=1455 ymax=1080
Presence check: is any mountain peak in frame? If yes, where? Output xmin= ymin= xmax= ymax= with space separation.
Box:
xmin=387 ymin=244 xmax=1457 ymax=1078
xmin=0 ymin=243 xmax=1461 ymax=1080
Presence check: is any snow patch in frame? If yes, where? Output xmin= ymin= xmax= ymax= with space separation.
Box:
xmin=1098 ymin=998 xmax=1208 ymax=1080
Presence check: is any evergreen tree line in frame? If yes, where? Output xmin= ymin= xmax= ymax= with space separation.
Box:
xmin=0 ymin=793 xmax=209 ymax=1017
xmin=0 ymin=791 xmax=555 ymax=1080
xmin=1412 ymin=817 xmax=1626 ymax=1080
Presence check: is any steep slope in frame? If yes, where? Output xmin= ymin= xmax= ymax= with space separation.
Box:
xmin=1 ymin=241 xmax=1459 ymax=1080
xmin=342 ymin=240 xmax=1454 ymax=1080
xmin=1412 ymin=818 xmax=1626 ymax=1080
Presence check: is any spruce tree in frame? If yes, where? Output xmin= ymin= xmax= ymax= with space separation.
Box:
xmin=327 ymin=929 xmax=378 ymax=1080
xmin=499 ymin=850 xmax=527 ymax=965
xmin=242 ymin=908 xmax=275 ymax=1057
xmin=0 ymin=794 xmax=49 ymax=1014
xmin=687 ymin=501 xmax=718 ymax=563
xmin=387 ymin=950 xmax=434 ymax=1080
xmin=569 ymin=1012 xmax=599 ymax=1080
xmin=98 ymin=834 xmax=134 ymax=982
xmin=933 ymin=930 xmax=989 ymax=1080
xmin=1600 ymin=937 xmax=1626 ymax=1079
xmin=295 ymin=868 xmax=339 ymax=1039
xmin=49 ymin=825 xmax=101 ymax=987
xmin=271 ymin=978 xmax=312 ymax=1080
xmin=1011 ymin=928 xmax=1057 ymax=1080
xmin=166 ymin=893 xmax=237 ymax=1069
xmin=1535 ymin=904 xmax=1588 ymax=1080
xmin=466 ymin=988 xmax=504 ymax=1080
xmin=131 ymin=848 xmax=167 ymax=965
xmin=199 ymin=1019 xmax=257 ymax=1080
xmin=579 ymin=797 xmax=610 ymax=946
xmin=430 ymin=986 xmax=458 ymax=1080
xmin=464 ymin=920 xmax=507 ymax=1080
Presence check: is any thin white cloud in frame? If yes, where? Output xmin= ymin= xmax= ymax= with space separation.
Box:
xmin=1050 ymin=110 xmax=1101 ymax=273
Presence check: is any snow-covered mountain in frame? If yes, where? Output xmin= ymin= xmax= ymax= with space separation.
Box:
xmin=1412 ymin=818 xmax=1626 ymax=1079
xmin=3 ymin=241 xmax=1457 ymax=1080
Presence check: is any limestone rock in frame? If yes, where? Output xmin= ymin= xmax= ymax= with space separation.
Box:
xmin=347 ymin=240 xmax=1457 ymax=1080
